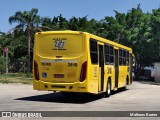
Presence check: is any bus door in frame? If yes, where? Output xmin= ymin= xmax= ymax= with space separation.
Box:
xmin=114 ymin=49 xmax=119 ymax=88
xmin=98 ymin=45 xmax=104 ymax=92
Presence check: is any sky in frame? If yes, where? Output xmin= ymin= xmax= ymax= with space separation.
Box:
xmin=0 ymin=0 xmax=160 ymax=32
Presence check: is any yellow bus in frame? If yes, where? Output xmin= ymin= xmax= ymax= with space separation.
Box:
xmin=33 ymin=31 xmax=134 ymax=97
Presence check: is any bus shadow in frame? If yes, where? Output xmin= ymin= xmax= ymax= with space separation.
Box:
xmin=111 ymin=88 xmax=129 ymax=96
xmin=15 ymin=92 xmax=102 ymax=104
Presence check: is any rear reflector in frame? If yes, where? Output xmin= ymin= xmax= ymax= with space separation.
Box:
xmin=34 ymin=60 xmax=39 ymax=80
xmin=80 ymin=61 xmax=87 ymax=82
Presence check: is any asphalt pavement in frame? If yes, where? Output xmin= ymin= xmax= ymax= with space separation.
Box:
xmin=0 ymin=82 xmax=160 ymax=120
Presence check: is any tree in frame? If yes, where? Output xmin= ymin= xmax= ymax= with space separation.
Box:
xmin=151 ymin=8 xmax=160 ymax=62
xmin=103 ymin=5 xmax=157 ymax=79
xmin=9 ymin=8 xmax=41 ymax=73
xmin=5 ymin=6 xmax=160 ymax=79
xmin=0 ymin=56 xmax=5 ymax=73
xmin=41 ymin=14 xmax=68 ymax=31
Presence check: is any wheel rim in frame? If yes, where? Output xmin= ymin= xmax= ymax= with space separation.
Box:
xmin=107 ymin=82 xmax=111 ymax=94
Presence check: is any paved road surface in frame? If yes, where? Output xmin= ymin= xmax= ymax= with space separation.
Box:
xmin=0 ymin=82 xmax=160 ymax=120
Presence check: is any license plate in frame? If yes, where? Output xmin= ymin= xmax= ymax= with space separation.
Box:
xmin=54 ymin=74 xmax=64 ymax=78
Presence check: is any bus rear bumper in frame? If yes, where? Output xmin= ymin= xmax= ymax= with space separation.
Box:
xmin=33 ymin=80 xmax=88 ymax=93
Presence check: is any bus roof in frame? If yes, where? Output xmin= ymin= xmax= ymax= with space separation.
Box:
xmin=36 ymin=30 xmax=132 ymax=52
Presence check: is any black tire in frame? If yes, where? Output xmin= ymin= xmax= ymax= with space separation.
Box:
xmin=104 ymin=79 xmax=111 ymax=97
xmin=123 ymin=79 xmax=128 ymax=91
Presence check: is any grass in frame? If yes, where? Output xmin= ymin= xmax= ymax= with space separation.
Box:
xmin=0 ymin=73 xmax=32 ymax=84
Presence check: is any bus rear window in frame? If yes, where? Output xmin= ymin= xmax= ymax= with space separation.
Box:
xmin=37 ymin=34 xmax=83 ymax=57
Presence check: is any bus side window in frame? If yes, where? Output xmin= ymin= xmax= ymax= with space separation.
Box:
xmin=119 ymin=49 xmax=123 ymax=65
xmin=105 ymin=44 xmax=109 ymax=65
xmin=109 ymin=46 xmax=114 ymax=64
xmin=126 ymin=51 xmax=129 ymax=66
xmin=105 ymin=44 xmax=114 ymax=65
xmin=123 ymin=50 xmax=126 ymax=65
xmin=90 ymin=39 xmax=98 ymax=64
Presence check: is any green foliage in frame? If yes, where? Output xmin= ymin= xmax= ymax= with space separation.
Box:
xmin=9 ymin=8 xmax=41 ymax=73
xmin=0 ymin=56 xmax=5 ymax=73
xmin=0 ymin=6 xmax=159 ymax=79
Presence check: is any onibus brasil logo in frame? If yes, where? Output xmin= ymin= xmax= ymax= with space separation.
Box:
xmin=53 ymin=38 xmax=66 ymax=50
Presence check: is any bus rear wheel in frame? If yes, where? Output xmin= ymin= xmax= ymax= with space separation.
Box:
xmin=123 ymin=78 xmax=128 ymax=91
xmin=104 ymin=79 xmax=111 ymax=97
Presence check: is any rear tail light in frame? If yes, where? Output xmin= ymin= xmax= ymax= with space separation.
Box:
xmin=34 ymin=60 xmax=39 ymax=80
xmin=80 ymin=61 xmax=87 ymax=82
